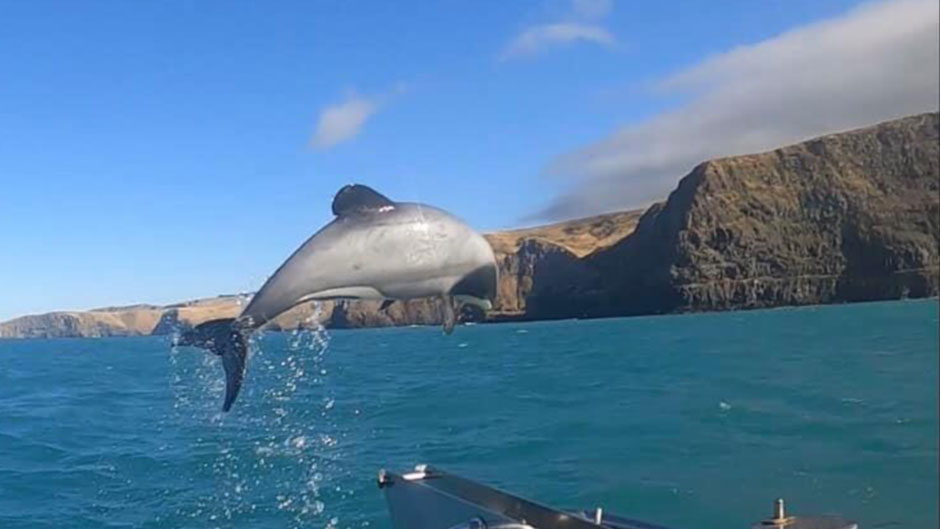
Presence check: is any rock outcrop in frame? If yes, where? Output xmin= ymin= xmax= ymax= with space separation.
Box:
xmin=1 ymin=112 xmax=936 ymax=338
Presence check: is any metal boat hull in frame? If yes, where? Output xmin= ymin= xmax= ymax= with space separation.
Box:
xmin=377 ymin=465 xmax=858 ymax=529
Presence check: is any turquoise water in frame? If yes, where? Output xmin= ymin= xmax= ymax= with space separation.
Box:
xmin=0 ymin=299 xmax=937 ymax=529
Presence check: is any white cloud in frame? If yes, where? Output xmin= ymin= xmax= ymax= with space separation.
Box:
xmin=572 ymin=0 xmax=613 ymax=19
xmin=535 ymin=0 xmax=940 ymax=220
xmin=310 ymin=94 xmax=378 ymax=150
xmin=501 ymin=22 xmax=616 ymax=60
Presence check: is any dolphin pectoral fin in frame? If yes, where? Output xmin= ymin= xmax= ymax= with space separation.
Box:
xmin=441 ymin=295 xmax=457 ymax=335
xmin=379 ymin=299 xmax=395 ymax=311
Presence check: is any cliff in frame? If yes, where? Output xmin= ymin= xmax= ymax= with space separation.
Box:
xmin=579 ymin=112 xmax=940 ymax=317
xmin=1 ymin=112 xmax=936 ymax=338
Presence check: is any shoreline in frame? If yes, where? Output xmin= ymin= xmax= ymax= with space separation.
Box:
xmin=2 ymin=296 xmax=935 ymax=341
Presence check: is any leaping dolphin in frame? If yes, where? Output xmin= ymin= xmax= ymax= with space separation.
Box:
xmin=176 ymin=184 xmax=498 ymax=411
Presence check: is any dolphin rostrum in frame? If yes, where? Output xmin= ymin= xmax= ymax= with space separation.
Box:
xmin=177 ymin=184 xmax=498 ymax=411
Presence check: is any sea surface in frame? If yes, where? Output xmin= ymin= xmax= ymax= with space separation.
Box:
xmin=0 ymin=299 xmax=937 ymax=529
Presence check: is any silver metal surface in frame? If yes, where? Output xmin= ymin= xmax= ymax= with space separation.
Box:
xmin=379 ymin=465 xmax=679 ymax=529
xmin=380 ymin=465 xmax=598 ymax=529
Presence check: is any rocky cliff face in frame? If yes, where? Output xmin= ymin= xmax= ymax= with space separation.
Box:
xmin=0 ymin=309 xmax=164 ymax=338
xmin=0 ymin=300 xmax=241 ymax=339
xmin=1 ymin=113 xmax=936 ymax=338
xmin=580 ymin=112 xmax=940 ymax=317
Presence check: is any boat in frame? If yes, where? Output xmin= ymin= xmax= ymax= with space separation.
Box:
xmin=378 ymin=464 xmax=858 ymax=529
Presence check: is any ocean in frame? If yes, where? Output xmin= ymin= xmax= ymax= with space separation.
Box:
xmin=0 ymin=299 xmax=936 ymax=529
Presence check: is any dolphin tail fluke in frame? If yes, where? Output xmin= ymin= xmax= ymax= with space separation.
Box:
xmin=178 ymin=318 xmax=249 ymax=412
xmin=219 ymin=335 xmax=248 ymax=412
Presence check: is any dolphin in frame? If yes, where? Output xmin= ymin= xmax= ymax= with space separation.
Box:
xmin=176 ymin=184 xmax=498 ymax=411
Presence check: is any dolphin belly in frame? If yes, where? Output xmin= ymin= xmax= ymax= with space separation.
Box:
xmin=373 ymin=275 xmax=463 ymax=300
xmin=299 ymin=285 xmax=386 ymax=301
xmin=295 ymin=270 xmax=468 ymax=303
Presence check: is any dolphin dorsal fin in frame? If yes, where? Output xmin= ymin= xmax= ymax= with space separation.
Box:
xmin=331 ymin=184 xmax=395 ymax=216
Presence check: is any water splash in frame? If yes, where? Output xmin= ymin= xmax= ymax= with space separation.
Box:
xmin=166 ymin=303 xmax=348 ymax=528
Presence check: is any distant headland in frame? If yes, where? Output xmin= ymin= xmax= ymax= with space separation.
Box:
xmin=2 ymin=112 xmax=937 ymax=339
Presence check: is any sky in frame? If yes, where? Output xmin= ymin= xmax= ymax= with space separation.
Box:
xmin=0 ymin=0 xmax=937 ymax=321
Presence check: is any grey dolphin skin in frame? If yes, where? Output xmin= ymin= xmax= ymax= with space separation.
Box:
xmin=177 ymin=184 xmax=498 ymax=411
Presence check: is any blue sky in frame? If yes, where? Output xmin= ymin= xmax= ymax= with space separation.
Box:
xmin=1 ymin=0 xmax=937 ymax=320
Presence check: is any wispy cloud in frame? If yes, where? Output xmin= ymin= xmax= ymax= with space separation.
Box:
xmin=500 ymin=0 xmax=616 ymax=60
xmin=534 ymin=0 xmax=940 ymax=220
xmin=501 ymin=23 xmax=615 ymax=60
xmin=310 ymin=94 xmax=378 ymax=150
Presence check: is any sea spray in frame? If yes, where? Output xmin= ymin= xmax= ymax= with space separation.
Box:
xmin=165 ymin=303 xmax=349 ymax=528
